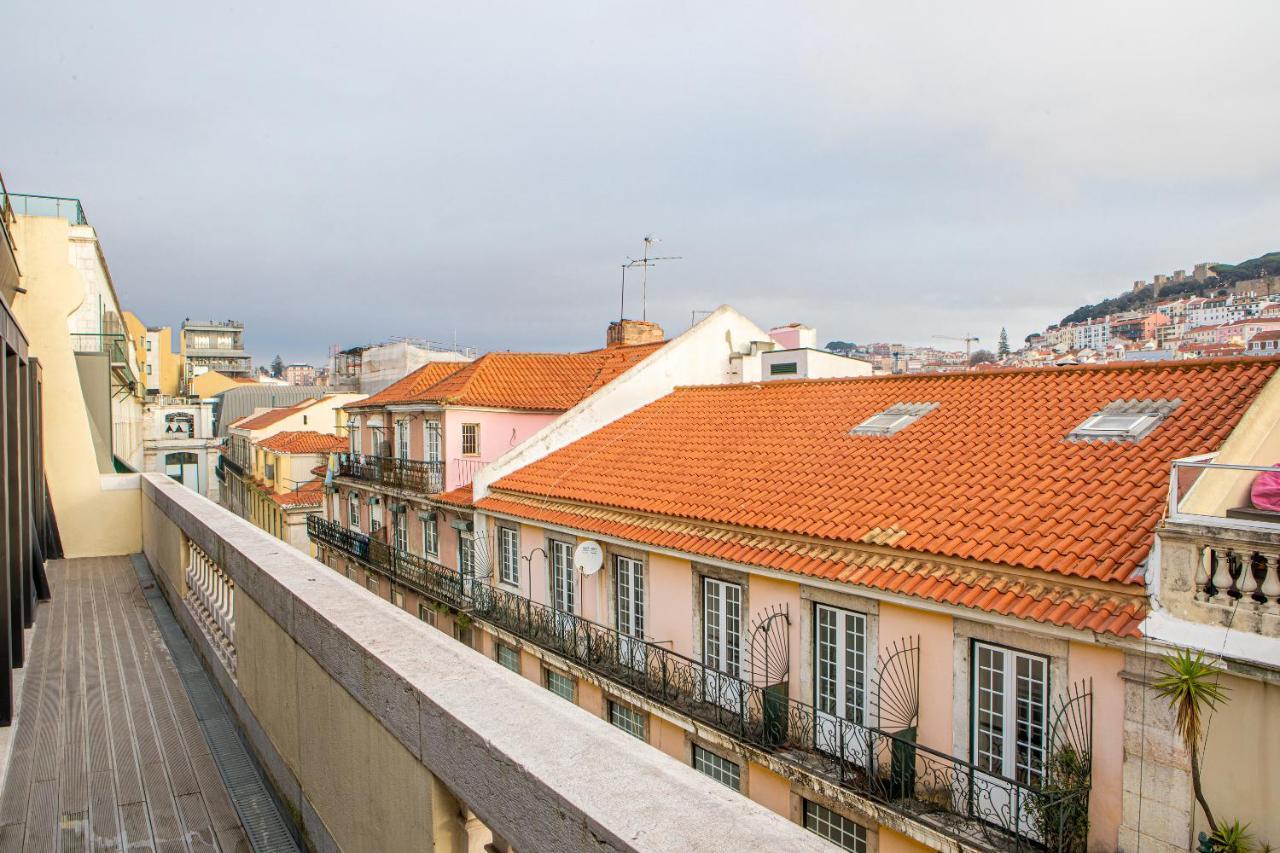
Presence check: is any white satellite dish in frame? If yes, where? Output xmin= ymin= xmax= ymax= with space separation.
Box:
xmin=574 ymin=540 xmax=604 ymax=575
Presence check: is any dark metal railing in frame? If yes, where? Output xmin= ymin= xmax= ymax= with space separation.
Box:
xmin=310 ymin=514 xmax=1090 ymax=850
xmin=308 ymin=516 xmax=468 ymax=609
xmin=337 ymin=454 xmax=445 ymax=494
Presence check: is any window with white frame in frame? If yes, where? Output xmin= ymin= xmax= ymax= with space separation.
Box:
xmin=348 ymin=493 xmax=360 ymax=530
xmin=544 ymin=668 xmax=575 ymax=701
xmin=345 ymin=565 xmax=357 ymax=581
xmin=702 ymin=578 xmax=743 ymax=712
xmin=369 ymin=497 xmax=382 ymax=533
xmin=365 ymin=573 xmax=379 ymax=594
xmin=692 ymin=744 xmax=740 ymax=791
xmin=392 ymin=588 xmax=404 ymax=608
xmin=418 ymin=603 xmax=436 ymax=626
xmin=614 ymin=555 xmax=645 ymax=669
xmin=972 ymin=642 xmax=1048 ymax=788
xmin=802 ymin=801 xmax=867 ymax=852
xmin=421 ymin=513 xmax=438 ymax=556
xmin=395 ymin=418 xmax=409 ymax=459
xmin=458 ymin=533 xmax=475 ymax=590
xmin=608 ymin=701 xmax=645 ymax=740
xmin=550 ymin=540 xmax=575 ymax=615
xmin=349 ymin=416 xmax=360 ymax=455
xmin=461 ymin=423 xmax=479 ymax=456
xmin=424 ymin=420 xmax=441 ymax=462
xmin=815 ymin=604 xmax=868 ymax=726
xmin=498 ymin=526 xmax=519 ymax=586
xmin=393 ymin=510 xmax=407 ymax=552
xmin=496 ymin=644 xmax=520 ymax=673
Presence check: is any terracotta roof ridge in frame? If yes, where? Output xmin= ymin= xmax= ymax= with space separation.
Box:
xmin=660 ymin=353 xmax=1280 ymax=394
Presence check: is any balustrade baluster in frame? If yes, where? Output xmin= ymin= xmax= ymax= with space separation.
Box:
xmin=1260 ymin=552 xmax=1280 ymax=608
xmin=1238 ymin=551 xmax=1260 ymax=601
xmin=1195 ymin=546 xmax=1214 ymax=601
xmin=1211 ymin=548 xmax=1235 ymax=598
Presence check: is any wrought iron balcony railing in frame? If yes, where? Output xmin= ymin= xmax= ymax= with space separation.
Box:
xmin=336 ymin=454 xmax=445 ymax=494
xmin=309 ymin=515 xmax=1092 ymax=851
xmin=307 ymin=516 xmax=468 ymax=609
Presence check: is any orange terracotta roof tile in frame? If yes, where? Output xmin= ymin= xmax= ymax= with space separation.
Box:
xmin=271 ymin=478 xmax=326 ymax=508
xmin=475 ymin=494 xmax=1147 ymax=637
xmin=232 ymin=398 xmax=323 ymax=431
xmin=434 ymin=483 xmax=474 ymax=508
xmin=353 ymin=362 xmax=470 ymax=407
xmin=360 ymin=342 xmax=664 ymax=412
xmin=257 ymin=431 xmax=347 ymax=454
xmin=489 ymin=358 xmax=1280 ymax=590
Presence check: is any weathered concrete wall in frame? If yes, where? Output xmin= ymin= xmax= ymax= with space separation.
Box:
xmin=141 ymin=473 xmax=832 ymax=853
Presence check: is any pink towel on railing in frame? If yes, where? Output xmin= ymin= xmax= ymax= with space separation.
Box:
xmin=1251 ymin=465 xmax=1280 ymax=512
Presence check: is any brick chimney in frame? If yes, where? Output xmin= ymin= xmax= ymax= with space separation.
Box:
xmin=606 ymin=319 xmax=664 ymax=348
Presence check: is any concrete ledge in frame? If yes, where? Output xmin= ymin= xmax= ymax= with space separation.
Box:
xmin=140 ymin=473 xmax=832 ymax=853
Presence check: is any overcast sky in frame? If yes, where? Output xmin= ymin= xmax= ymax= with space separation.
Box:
xmin=8 ymin=1 xmax=1279 ymax=365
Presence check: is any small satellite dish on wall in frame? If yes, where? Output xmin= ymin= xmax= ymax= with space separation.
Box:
xmin=574 ymin=541 xmax=604 ymax=575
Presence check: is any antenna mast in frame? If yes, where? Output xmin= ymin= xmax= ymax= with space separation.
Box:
xmin=619 ymin=235 xmax=682 ymax=322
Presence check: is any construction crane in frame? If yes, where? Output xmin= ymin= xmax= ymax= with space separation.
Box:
xmin=933 ymin=334 xmax=980 ymax=364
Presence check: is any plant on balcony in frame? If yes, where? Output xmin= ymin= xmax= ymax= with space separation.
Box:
xmin=1026 ymin=743 xmax=1090 ymax=853
xmin=1206 ymin=820 xmax=1253 ymax=852
xmin=1152 ymin=648 xmax=1230 ymax=835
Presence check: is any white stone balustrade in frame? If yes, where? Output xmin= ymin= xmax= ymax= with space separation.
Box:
xmin=1195 ymin=544 xmax=1280 ymax=612
xmin=185 ymin=539 xmax=236 ymax=673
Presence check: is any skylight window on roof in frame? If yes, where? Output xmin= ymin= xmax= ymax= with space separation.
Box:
xmin=1067 ymin=399 xmax=1180 ymax=442
xmin=850 ymin=403 xmax=938 ymax=437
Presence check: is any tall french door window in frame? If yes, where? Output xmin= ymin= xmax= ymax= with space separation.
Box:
xmin=395 ymin=418 xmax=409 ymax=459
xmin=348 ymin=493 xmax=360 ymax=531
xmin=422 ymin=513 xmax=438 ymax=556
xmin=424 ymin=421 xmax=441 ymax=462
xmin=458 ymin=533 xmax=475 ymax=594
xmin=702 ymin=578 xmax=742 ymax=710
xmin=393 ymin=511 xmax=407 ymax=553
xmin=498 ymin=526 xmax=519 ymax=586
xmin=369 ymin=498 xmax=383 ymax=533
xmin=814 ymin=604 xmax=869 ymax=763
xmin=973 ymin=642 xmax=1048 ymax=786
xmin=349 ymin=418 xmax=360 ymax=456
xmin=614 ymin=556 xmax=645 ymax=669
xmin=550 ymin=540 xmax=575 ymax=634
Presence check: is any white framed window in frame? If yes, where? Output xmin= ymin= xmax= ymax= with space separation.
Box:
xmin=550 ymin=540 xmax=575 ymax=615
xmin=544 ymin=668 xmax=575 ymax=701
xmin=498 ymin=526 xmax=520 ymax=586
xmin=365 ymin=573 xmax=379 ymax=594
xmin=461 ymin=423 xmax=479 ymax=456
xmin=395 ymin=418 xmax=410 ymax=459
xmin=392 ymin=588 xmax=404 ymax=608
xmin=496 ymin=644 xmax=520 ymax=673
xmin=345 ymin=566 xmax=357 ymax=581
xmin=802 ymin=801 xmax=866 ymax=852
xmin=814 ymin=604 xmax=870 ymax=764
xmin=421 ymin=513 xmax=438 ymax=557
xmin=418 ymin=603 xmax=437 ymax=626
xmin=424 ymin=420 xmax=441 ymax=462
xmin=692 ymin=745 xmax=740 ymax=791
xmin=348 ymin=493 xmax=360 ymax=531
xmin=614 ymin=555 xmax=645 ymax=669
xmin=1070 ymin=411 xmax=1161 ymax=440
xmin=393 ymin=510 xmax=407 ymax=553
xmin=349 ymin=416 xmax=361 ymax=455
xmin=702 ymin=578 xmax=744 ymax=712
xmin=458 ymin=533 xmax=475 ymax=591
xmin=608 ymin=701 xmax=645 ymax=740
xmin=973 ymin=642 xmax=1048 ymax=787
xmin=369 ymin=497 xmax=382 ymax=533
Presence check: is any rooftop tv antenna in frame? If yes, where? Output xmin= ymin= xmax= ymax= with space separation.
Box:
xmin=619 ymin=234 xmax=682 ymax=322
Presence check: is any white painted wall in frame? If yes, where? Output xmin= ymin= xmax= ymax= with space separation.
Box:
xmin=472 ymin=305 xmax=771 ymax=504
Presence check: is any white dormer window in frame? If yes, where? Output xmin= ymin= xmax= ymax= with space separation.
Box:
xmin=1074 ymin=413 xmax=1159 ymax=437
xmin=850 ymin=403 xmax=938 ymax=437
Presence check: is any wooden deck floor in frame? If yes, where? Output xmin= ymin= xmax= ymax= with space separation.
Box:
xmin=0 ymin=557 xmax=251 ymax=852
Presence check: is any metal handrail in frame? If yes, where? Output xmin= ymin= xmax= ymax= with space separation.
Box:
xmin=0 ymin=172 xmax=18 ymax=280
xmin=337 ymin=454 xmax=445 ymax=494
xmin=309 ymin=514 xmax=1090 ymax=850
xmin=6 ymin=193 xmax=87 ymax=226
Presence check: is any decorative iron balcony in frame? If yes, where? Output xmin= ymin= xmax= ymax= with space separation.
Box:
xmin=336 ymin=454 xmax=445 ymax=494
xmin=307 ymin=516 xmax=468 ymax=609
xmin=309 ymin=516 xmax=1092 ymax=851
